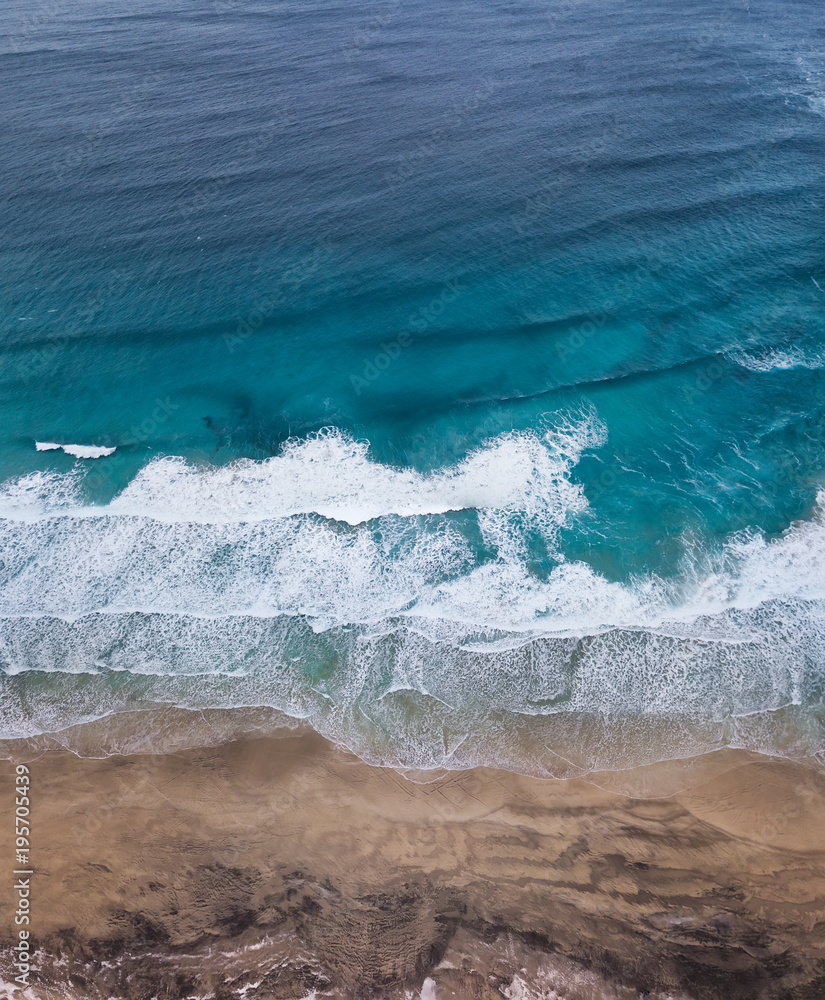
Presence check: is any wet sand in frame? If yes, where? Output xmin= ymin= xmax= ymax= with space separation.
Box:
xmin=1 ymin=717 xmax=825 ymax=1000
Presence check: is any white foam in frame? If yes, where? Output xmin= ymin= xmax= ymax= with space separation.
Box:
xmin=0 ymin=469 xmax=84 ymax=517
xmin=8 ymin=416 xmax=604 ymax=525
xmin=35 ymin=441 xmax=117 ymax=458
xmin=726 ymin=345 xmax=825 ymax=373
xmin=62 ymin=443 xmax=117 ymax=459
xmin=3 ymin=420 xmax=825 ymax=767
xmin=107 ymin=419 xmax=603 ymax=526
xmin=3 ymin=422 xmax=825 ymax=635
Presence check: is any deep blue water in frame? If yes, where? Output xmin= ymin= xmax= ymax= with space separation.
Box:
xmin=1 ymin=0 xmax=824 ymax=773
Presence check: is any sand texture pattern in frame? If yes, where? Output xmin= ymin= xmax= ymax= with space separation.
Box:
xmin=1 ymin=726 xmax=825 ymax=1000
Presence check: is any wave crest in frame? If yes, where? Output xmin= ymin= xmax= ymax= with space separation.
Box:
xmin=2 ymin=416 xmax=825 ymax=772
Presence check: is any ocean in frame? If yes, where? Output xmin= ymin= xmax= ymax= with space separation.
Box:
xmin=1 ymin=0 xmax=824 ymax=776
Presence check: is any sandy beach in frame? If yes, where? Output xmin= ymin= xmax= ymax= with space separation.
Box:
xmin=5 ymin=1 xmax=825 ymax=998
xmin=1 ymin=712 xmax=824 ymax=1000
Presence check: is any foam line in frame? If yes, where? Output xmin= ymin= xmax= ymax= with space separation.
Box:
xmin=2 ymin=418 xmax=825 ymax=770
xmin=12 ymin=416 xmax=605 ymax=523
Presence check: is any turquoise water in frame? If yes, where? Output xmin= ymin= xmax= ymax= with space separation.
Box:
xmin=1 ymin=0 xmax=824 ymax=773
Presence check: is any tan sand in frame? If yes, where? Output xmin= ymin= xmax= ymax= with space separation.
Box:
xmin=1 ymin=714 xmax=824 ymax=1000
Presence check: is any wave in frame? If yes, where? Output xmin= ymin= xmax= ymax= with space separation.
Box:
xmin=35 ymin=442 xmax=117 ymax=459
xmin=726 ymin=345 xmax=825 ymax=373
xmin=1 ymin=477 xmax=824 ymax=635
xmin=2 ymin=415 xmax=825 ymax=773
xmin=12 ymin=417 xmax=604 ymax=524
xmin=0 ymin=606 xmax=821 ymax=775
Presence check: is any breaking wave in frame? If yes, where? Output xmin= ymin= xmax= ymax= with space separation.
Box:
xmin=1 ymin=415 xmax=824 ymax=774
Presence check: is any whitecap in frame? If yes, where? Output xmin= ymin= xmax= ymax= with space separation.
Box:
xmin=2 ymin=417 xmax=825 ymax=770
xmin=725 ymin=345 xmax=825 ymax=373
xmin=16 ymin=412 xmax=605 ymax=525
xmin=35 ymin=441 xmax=117 ymax=459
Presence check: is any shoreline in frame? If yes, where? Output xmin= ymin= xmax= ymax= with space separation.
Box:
xmin=1 ymin=726 xmax=825 ymax=999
